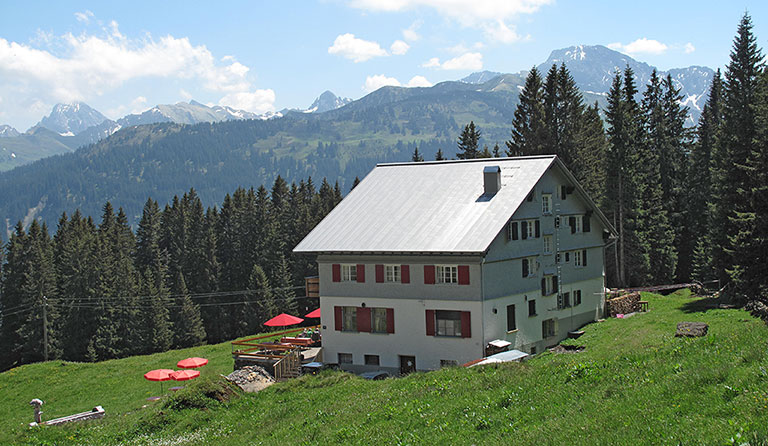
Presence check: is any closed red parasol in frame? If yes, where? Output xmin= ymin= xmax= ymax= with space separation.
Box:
xmin=305 ymin=308 xmax=321 ymax=318
xmin=171 ymin=370 xmax=200 ymax=381
xmin=177 ymin=357 xmax=208 ymax=369
xmin=264 ymin=313 xmax=304 ymax=327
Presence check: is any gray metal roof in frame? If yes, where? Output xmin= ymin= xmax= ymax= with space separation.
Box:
xmin=294 ymin=155 xmax=565 ymax=254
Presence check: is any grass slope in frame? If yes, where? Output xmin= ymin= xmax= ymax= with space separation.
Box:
xmin=4 ymin=290 xmax=768 ymax=445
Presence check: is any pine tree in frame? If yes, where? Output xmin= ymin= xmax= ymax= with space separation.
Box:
xmin=542 ymin=64 xmax=585 ymax=166
xmin=435 ymin=149 xmax=445 ymax=161
xmin=351 ymin=176 xmax=361 ymax=190
xmin=138 ymin=265 xmax=173 ymax=353
xmin=170 ymin=271 xmax=206 ymax=348
xmin=711 ymin=13 xmax=764 ymax=290
xmin=492 ymin=143 xmax=502 ymax=158
xmin=411 ymin=147 xmax=424 ymax=162
xmin=507 ymin=66 xmax=548 ymax=156
xmin=272 ymin=254 xmax=297 ymax=314
xmin=0 ymin=223 xmax=29 ymax=370
xmin=456 ymin=121 xmax=481 ymax=159
xmin=478 ymin=145 xmax=492 ymax=158
xmin=571 ymin=102 xmax=607 ymax=207
xmin=248 ymin=264 xmax=277 ymax=330
xmin=691 ymin=70 xmax=723 ymax=281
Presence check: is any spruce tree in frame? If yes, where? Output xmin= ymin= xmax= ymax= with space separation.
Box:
xmin=492 ymin=143 xmax=502 ymax=158
xmin=507 ymin=66 xmax=548 ymax=156
xmin=711 ymin=13 xmax=764 ymax=289
xmin=170 ymin=271 xmax=206 ymax=348
xmin=572 ymin=102 xmax=607 ymax=208
xmin=248 ymin=264 xmax=277 ymax=330
xmin=435 ymin=149 xmax=445 ymax=161
xmin=0 ymin=223 xmax=29 ymax=370
xmin=456 ymin=121 xmax=481 ymax=159
xmin=412 ymin=147 xmax=424 ymax=162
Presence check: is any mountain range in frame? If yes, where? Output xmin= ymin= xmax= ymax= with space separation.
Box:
xmin=0 ymin=45 xmax=716 ymax=236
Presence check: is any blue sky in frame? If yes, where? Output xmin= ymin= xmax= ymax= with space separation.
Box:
xmin=1 ymin=0 xmax=766 ymax=130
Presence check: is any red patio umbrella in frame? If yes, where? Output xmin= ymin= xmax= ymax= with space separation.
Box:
xmin=171 ymin=369 xmax=200 ymax=381
xmin=305 ymin=308 xmax=321 ymax=318
xmin=264 ymin=313 xmax=304 ymax=327
xmin=144 ymin=369 xmax=175 ymax=393
xmin=177 ymin=357 xmax=208 ymax=369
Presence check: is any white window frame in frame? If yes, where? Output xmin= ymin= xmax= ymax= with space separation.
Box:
xmin=542 ymin=318 xmax=557 ymax=338
xmin=341 ymin=306 xmax=357 ymax=331
xmin=371 ymin=308 xmax=388 ymax=333
xmin=525 ymin=219 xmax=536 ymax=239
xmin=574 ymin=250 xmax=584 ymax=268
xmin=338 ymin=353 xmax=353 ymax=364
xmin=384 ymin=265 xmax=401 ymax=283
xmin=525 ymin=257 xmax=538 ymax=277
xmin=543 ymin=235 xmax=553 ymax=254
xmin=436 ymin=265 xmax=458 ymax=284
xmin=542 ymin=194 xmax=552 ymax=214
xmin=574 ymin=215 xmax=583 ymax=233
xmin=435 ymin=310 xmax=462 ymax=337
xmin=543 ymin=275 xmax=554 ymax=296
xmin=341 ymin=264 xmax=357 ymax=282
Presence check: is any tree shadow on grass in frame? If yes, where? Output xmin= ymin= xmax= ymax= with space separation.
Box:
xmin=679 ymin=297 xmax=723 ymax=314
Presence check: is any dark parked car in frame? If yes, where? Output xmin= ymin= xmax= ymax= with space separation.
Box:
xmin=301 ymin=362 xmax=339 ymax=375
xmin=360 ymin=370 xmax=390 ymax=380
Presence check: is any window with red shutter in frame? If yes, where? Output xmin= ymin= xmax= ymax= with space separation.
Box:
xmin=425 ymin=310 xmax=435 ymax=335
xmin=401 ymin=265 xmax=410 ymax=283
xmin=458 ymin=265 xmax=470 ymax=285
xmin=375 ymin=264 xmax=384 ymax=283
xmin=424 ymin=265 xmax=436 ymax=284
xmin=356 ymin=264 xmax=365 ymax=283
xmin=460 ymin=311 xmax=472 ymax=338
xmin=332 ymin=264 xmax=341 ymax=282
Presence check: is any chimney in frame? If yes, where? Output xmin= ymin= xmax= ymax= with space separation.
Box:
xmin=483 ymin=166 xmax=501 ymax=196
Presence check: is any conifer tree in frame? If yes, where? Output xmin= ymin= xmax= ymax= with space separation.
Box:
xmin=0 ymin=223 xmax=29 ymax=370
xmin=571 ymin=103 xmax=607 ymax=207
xmin=456 ymin=121 xmax=481 ymax=159
xmin=351 ymin=176 xmax=361 ymax=190
xmin=412 ymin=147 xmax=424 ymax=162
xmin=711 ymin=13 xmax=764 ymax=289
xmin=272 ymin=254 xmax=297 ymax=314
xmin=248 ymin=264 xmax=277 ymax=329
xmin=492 ymin=143 xmax=502 ymax=158
xmin=479 ymin=145 xmax=492 ymax=158
xmin=138 ymin=265 xmax=173 ymax=353
xmin=435 ymin=149 xmax=445 ymax=160
xmin=507 ymin=67 xmax=548 ymax=156
xmin=170 ymin=271 xmax=206 ymax=348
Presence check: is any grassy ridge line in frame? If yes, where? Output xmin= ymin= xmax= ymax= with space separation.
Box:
xmin=7 ymin=291 xmax=768 ymax=445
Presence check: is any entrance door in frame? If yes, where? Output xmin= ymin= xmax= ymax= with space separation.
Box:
xmin=399 ymin=355 xmax=416 ymax=375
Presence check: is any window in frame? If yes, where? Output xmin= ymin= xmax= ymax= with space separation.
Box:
xmin=371 ymin=308 xmax=388 ymax=333
xmin=542 ymin=194 xmax=552 ymax=214
xmin=522 ymin=257 xmax=538 ymax=278
xmin=542 ymin=275 xmax=557 ymax=296
xmin=440 ymin=360 xmax=459 ymax=368
xmin=341 ymin=306 xmax=357 ymax=331
xmin=557 ymin=291 xmax=571 ymax=309
xmin=543 ymin=235 xmax=553 ymax=254
xmin=574 ymin=250 xmax=583 ymax=267
xmin=568 ymin=215 xmax=583 ymax=234
xmin=574 ymin=290 xmax=582 ymax=306
xmin=506 ymin=304 xmax=516 ymax=332
xmin=341 ymin=264 xmax=357 ymax=282
xmin=528 ymin=299 xmax=537 ymax=316
xmin=436 ymin=310 xmax=462 ymax=337
xmin=525 ymin=219 xmax=537 ymax=239
xmin=530 ymin=346 xmax=537 ymax=355
xmin=385 ymin=265 xmax=401 ymax=283
xmin=338 ymin=353 xmax=353 ymax=364
xmin=507 ymin=221 xmax=519 ymax=241
xmin=364 ymin=354 xmax=380 ymax=366
xmin=436 ymin=265 xmax=458 ymax=284
xmin=542 ymin=319 xmax=557 ymax=338
xmin=565 ymin=252 xmax=570 ymax=263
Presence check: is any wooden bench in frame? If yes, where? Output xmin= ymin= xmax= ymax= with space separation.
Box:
xmin=638 ymin=300 xmax=649 ymax=312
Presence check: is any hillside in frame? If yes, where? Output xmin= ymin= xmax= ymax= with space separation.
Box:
xmin=3 ymin=290 xmax=768 ymax=445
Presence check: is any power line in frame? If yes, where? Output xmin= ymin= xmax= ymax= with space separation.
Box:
xmin=44 ymin=285 xmax=307 ymax=304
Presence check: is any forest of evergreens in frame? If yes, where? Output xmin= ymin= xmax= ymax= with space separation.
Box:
xmin=1 ymin=14 xmax=766 ymax=372
xmin=0 ymin=177 xmax=341 ymax=371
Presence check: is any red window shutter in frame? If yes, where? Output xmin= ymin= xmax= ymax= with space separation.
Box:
xmin=424 ymin=265 xmax=436 ymax=284
xmin=334 ymin=306 xmax=342 ymax=331
xmin=461 ymin=311 xmax=472 ymax=338
xmin=458 ymin=265 xmax=470 ymax=285
xmin=386 ymin=308 xmax=395 ymax=333
xmin=356 ymin=264 xmax=365 ymax=283
xmin=357 ymin=307 xmax=371 ymax=332
xmin=332 ymin=264 xmax=341 ymax=282
xmin=425 ymin=309 xmax=435 ymax=336
xmin=375 ymin=264 xmax=384 ymax=283
xmin=401 ymin=265 xmax=410 ymax=283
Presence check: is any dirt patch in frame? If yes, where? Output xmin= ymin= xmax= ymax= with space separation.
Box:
xmin=226 ymin=365 xmax=275 ymax=393
xmin=549 ymin=344 xmax=585 ymax=354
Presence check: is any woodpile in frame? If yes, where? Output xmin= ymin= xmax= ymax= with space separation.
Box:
xmin=605 ymin=291 xmax=640 ymax=317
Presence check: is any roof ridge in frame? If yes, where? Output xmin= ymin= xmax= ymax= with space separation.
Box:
xmin=377 ymin=155 xmax=557 ymax=168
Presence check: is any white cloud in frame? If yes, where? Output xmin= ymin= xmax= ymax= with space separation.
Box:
xmin=328 ymin=33 xmax=388 ymax=62
xmin=423 ymin=52 xmax=483 ymax=70
xmin=179 ymin=89 xmax=193 ymax=100
xmin=403 ymin=20 xmax=422 ymax=41
xmin=684 ymin=42 xmax=695 ymax=54
xmin=349 ymin=0 xmax=553 ymax=26
xmin=0 ymin=23 xmax=276 ymax=124
xmin=609 ymin=38 xmax=669 ymax=55
xmin=364 ymin=74 xmax=401 ymax=92
xmin=218 ymin=89 xmax=276 ymax=114
xmin=390 ymin=40 xmax=410 ymax=55
xmin=484 ymin=20 xmax=529 ymax=44
xmin=74 ymin=10 xmax=94 ymax=23
xmin=406 ymin=75 xmax=432 ymax=87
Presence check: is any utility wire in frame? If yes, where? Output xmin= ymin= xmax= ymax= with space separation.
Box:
xmin=44 ymin=285 xmax=307 ymax=304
